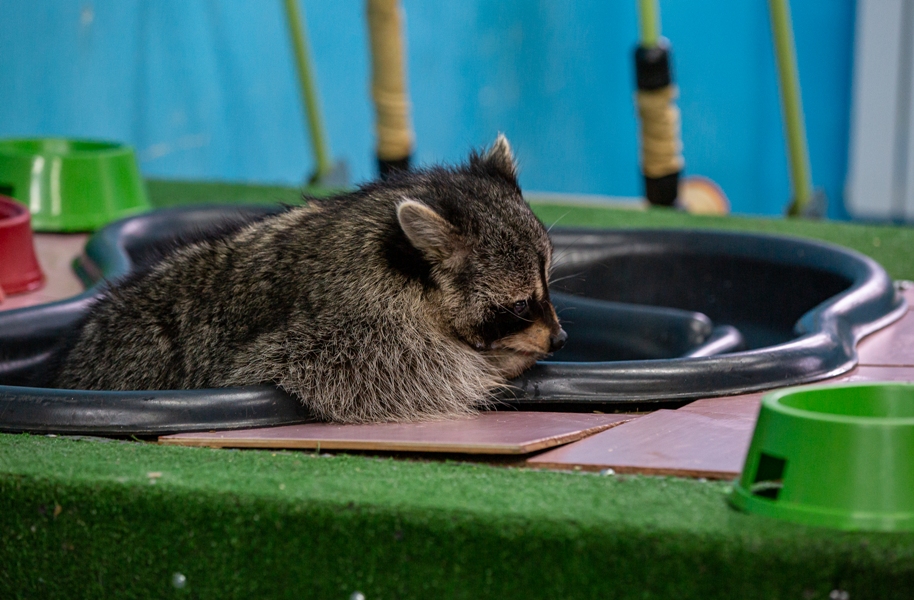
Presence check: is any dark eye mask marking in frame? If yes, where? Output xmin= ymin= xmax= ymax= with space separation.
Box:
xmin=476 ymin=297 xmax=551 ymax=348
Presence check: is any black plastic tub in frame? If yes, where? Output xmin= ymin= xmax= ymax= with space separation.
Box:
xmin=0 ymin=206 xmax=906 ymax=434
xmin=512 ymin=228 xmax=906 ymax=405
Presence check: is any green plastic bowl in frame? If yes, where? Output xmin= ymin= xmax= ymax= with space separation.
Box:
xmin=0 ymin=138 xmax=150 ymax=232
xmin=730 ymin=383 xmax=914 ymax=531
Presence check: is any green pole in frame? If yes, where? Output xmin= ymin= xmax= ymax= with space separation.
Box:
xmin=283 ymin=0 xmax=331 ymax=181
xmin=768 ymin=0 xmax=812 ymax=216
xmin=638 ymin=0 xmax=660 ymax=48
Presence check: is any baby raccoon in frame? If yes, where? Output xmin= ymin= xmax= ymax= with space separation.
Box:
xmin=54 ymin=135 xmax=566 ymax=423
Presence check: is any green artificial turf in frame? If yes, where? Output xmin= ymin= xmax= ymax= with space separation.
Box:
xmin=3 ymin=180 xmax=914 ymax=598
xmin=3 ymin=434 xmax=914 ymax=599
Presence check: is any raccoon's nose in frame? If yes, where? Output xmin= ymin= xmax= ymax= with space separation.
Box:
xmin=549 ymin=327 xmax=568 ymax=352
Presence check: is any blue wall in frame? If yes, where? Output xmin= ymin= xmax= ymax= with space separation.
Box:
xmin=0 ymin=1 xmax=856 ymax=218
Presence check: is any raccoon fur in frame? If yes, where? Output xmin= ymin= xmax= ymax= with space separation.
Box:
xmin=53 ymin=135 xmax=567 ymax=423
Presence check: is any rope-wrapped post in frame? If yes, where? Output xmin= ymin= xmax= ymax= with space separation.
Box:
xmin=367 ymin=0 xmax=414 ymax=179
xmin=635 ymin=40 xmax=684 ymax=207
xmin=633 ymin=1 xmax=684 ymax=207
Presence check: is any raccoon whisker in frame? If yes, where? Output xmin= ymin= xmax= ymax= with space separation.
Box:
xmin=548 ymin=233 xmax=591 ymax=267
xmin=495 ymin=380 xmax=524 ymax=396
xmin=549 ymin=251 xmax=576 ymax=271
xmin=546 ymin=211 xmax=571 ymax=233
xmin=485 ymin=392 xmax=519 ymax=411
xmin=548 ymin=271 xmax=586 ymax=285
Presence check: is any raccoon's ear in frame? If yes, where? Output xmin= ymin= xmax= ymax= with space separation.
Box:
xmin=473 ymin=133 xmax=517 ymax=181
xmin=397 ymin=199 xmax=464 ymax=264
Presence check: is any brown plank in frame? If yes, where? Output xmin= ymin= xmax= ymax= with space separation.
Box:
xmin=838 ymin=364 xmax=914 ymax=383
xmin=857 ymin=308 xmax=914 ymax=367
xmin=529 ymin=365 xmax=914 ymax=479
xmin=680 ymin=364 xmax=914 ymax=418
xmin=159 ymin=411 xmax=635 ymax=454
xmin=527 ymin=409 xmax=755 ymax=479
xmin=0 ymin=233 xmax=87 ymax=312
xmin=677 ymin=393 xmax=763 ymax=420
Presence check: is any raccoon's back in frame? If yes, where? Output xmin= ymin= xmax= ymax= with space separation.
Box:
xmin=53 ymin=223 xmax=301 ymax=391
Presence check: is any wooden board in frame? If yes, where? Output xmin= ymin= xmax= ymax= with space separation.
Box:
xmin=678 ymin=392 xmax=764 ymax=419
xmin=838 ymin=364 xmax=914 ymax=383
xmin=159 ymin=411 xmax=636 ymax=454
xmin=527 ymin=409 xmax=756 ymax=479
xmin=673 ymin=365 xmax=914 ymax=420
xmin=857 ymin=301 xmax=914 ymax=367
xmin=528 ymin=365 xmax=914 ymax=478
xmin=0 ymin=233 xmax=87 ymax=312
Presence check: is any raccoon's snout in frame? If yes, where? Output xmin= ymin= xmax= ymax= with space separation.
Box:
xmin=549 ymin=327 xmax=568 ymax=352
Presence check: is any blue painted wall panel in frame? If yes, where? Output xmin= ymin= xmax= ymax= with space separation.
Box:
xmin=0 ymin=0 xmax=856 ymax=218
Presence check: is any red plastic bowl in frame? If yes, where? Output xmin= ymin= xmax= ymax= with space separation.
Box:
xmin=0 ymin=196 xmax=44 ymax=295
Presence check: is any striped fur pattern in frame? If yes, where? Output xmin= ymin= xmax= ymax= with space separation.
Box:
xmin=54 ymin=136 xmax=566 ymax=423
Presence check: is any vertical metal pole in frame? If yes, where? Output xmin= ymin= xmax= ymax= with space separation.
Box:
xmin=283 ymin=0 xmax=331 ymax=182
xmin=638 ymin=0 xmax=659 ymax=48
xmin=768 ymin=0 xmax=813 ymax=216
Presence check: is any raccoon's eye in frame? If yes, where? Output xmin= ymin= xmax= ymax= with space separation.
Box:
xmin=494 ymin=299 xmax=530 ymax=319
xmin=481 ymin=298 xmax=536 ymax=346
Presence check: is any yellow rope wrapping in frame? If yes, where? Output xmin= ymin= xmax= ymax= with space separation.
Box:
xmin=367 ymin=0 xmax=414 ymax=161
xmin=636 ymin=85 xmax=684 ymax=178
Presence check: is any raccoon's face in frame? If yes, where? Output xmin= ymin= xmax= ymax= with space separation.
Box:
xmin=455 ymin=240 xmax=567 ymax=379
xmin=395 ymin=135 xmax=567 ymax=379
